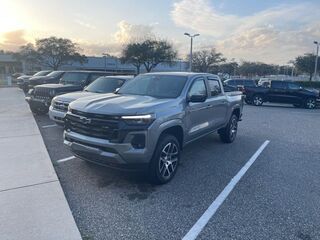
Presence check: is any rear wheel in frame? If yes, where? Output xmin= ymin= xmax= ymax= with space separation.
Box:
xmin=305 ymin=98 xmax=316 ymax=109
xmin=252 ymin=94 xmax=264 ymax=106
xmin=149 ymin=134 xmax=180 ymax=184
xmin=219 ymin=114 xmax=238 ymax=143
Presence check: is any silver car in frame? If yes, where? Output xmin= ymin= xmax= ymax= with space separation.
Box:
xmin=49 ymin=75 xmax=133 ymax=124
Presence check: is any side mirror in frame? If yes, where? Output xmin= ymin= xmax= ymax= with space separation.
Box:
xmin=188 ymin=94 xmax=207 ymax=103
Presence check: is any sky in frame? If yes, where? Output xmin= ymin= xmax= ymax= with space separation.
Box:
xmin=0 ymin=0 xmax=319 ymax=64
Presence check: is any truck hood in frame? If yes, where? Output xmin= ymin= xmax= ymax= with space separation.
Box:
xmin=70 ymin=94 xmax=178 ymax=115
xmin=35 ymin=83 xmax=82 ymax=92
xmin=54 ymin=91 xmax=99 ymax=103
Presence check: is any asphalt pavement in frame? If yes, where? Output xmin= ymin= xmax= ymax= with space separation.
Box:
xmin=34 ymin=103 xmax=320 ymax=240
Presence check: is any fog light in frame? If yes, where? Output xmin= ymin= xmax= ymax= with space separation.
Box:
xmin=131 ymin=134 xmax=145 ymax=149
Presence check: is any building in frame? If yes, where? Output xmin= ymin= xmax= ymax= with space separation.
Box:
xmin=0 ymin=54 xmax=188 ymax=75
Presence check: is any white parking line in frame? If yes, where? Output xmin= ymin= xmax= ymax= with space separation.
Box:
xmin=182 ymin=140 xmax=270 ymax=240
xmin=56 ymin=156 xmax=76 ymax=163
xmin=42 ymin=124 xmax=57 ymax=129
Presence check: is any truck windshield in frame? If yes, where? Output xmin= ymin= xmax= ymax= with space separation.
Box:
xmin=33 ymin=71 xmax=51 ymax=76
xmin=85 ymin=77 xmax=125 ymax=93
xmin=118 ymin=75 xmax=187 ymax=98
xmin=60 ymin=72 xmax=89 ymax=85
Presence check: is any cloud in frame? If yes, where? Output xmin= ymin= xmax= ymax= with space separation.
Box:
xmin=0 ymin=29 xmax=28 ymax=51
xmin=78 ymin=21 xmax=158 ymax=56
xmin=171 ymin=0 xmax=320 ymax=64
xmin=74 ymin=19 xmax=96 ymax=30
xmin=114 ymin=20 xmax=155 ymax=44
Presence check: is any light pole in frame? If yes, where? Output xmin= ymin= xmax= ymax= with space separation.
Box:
xmin=102 ymin=53 xmax=108 ymax=72
xmin=184 ymin=33 xmax=200 ymax=72
xmin=313 ymin=41 xmax=319 ymax=81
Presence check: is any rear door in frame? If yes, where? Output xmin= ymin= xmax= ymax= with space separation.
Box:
xmin=185 ymin=77 xmax=212 ymax=141
xmin=206 ymin=77 xmax=228 ymax=128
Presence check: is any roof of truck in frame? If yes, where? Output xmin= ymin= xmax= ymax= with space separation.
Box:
xmin=142 ymin=72 xmax=219 ymax=77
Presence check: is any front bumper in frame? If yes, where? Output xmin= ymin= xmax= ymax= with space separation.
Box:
xmin=64 ymin=130 xmax=152 ymax=170
xmin=49 ymin=106 xmax=66 ymax=124
xmin=25 ymin=97 xmax=51 ymax=110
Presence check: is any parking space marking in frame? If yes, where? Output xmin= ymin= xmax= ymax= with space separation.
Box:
xmin=56 ymin=156 xmax=76 ymax=163
xmin=182 ymin=140 xmax=270 ymax=240
xmin=42 ymin=124 xmax=58 ymax=129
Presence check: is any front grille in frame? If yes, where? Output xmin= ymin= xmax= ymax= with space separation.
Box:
xmin=65 ymin=113 xmax=120 ymax=140
xmin=53 ymin=101 xmax=69 ymax=112
xmin=34 ymin=88 xmax=51 ymax=101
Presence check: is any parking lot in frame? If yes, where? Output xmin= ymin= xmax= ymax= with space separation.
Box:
xmin=34 ymin=104 xmax=320 ymax=240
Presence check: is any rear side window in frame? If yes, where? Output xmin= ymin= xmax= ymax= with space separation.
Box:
xmin=243 ymin=80 xmax=256 ymax=87
xmin=271 ymin=81 xmax=286 ymax=89
xmin=234 ymin=80 xmax=244 ymax=86
xmin=226 ymin=80 xmax=235 ymax=86
xmin=207 ymin=78 xmax=222 ymax=96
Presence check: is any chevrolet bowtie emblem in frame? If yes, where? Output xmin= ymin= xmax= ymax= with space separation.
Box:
xmin=79 ymin=116 xmax=91 ymax=124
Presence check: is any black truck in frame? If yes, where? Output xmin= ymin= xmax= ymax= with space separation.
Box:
xmin=17 ymin=70 xmax=52 ymax=93
xmin=26 ymin=71 xmax=113 ymax=114
xmin=245 ymin=80 xmax=320 ymax=109
xmin=28 ymin=71 xmax=65 ymax=90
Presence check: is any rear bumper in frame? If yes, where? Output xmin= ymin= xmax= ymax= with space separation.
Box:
xmin=64 ymin=130 xmax=152 ymax=170
xmin=49 ymin=106 xmax=66 ymax=124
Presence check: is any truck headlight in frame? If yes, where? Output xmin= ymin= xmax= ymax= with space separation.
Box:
xmin=121 ymin=114 xmax=155 ymax=126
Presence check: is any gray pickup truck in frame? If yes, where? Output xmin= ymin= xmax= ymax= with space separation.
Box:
xmin=64 ymin=72 xmax=244 ymax=184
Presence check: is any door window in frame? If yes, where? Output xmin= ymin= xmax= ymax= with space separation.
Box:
xmin=188 ymin=79 xmax=207 ymax=97
xmin=271 ymin=81 xmax=285 ymax=89
xmin=288 ymin=83 xmax=300 ymax=90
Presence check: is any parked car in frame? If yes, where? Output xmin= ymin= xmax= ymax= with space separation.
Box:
xmin=49 ymin=75 xmax=133 ymax=124
xmin=245 ymin=80 xmax=320 ymax=109
xmin=17 ymin=70 xmax=52 ymax=92
xmin=25 ymin=71 xmax=114 ymax=114
xmin=64 ymin=72 xmax=244 ymax=184
xmin=224 ymin=79 xmax=257 ymax=93
xmin=28 ymin=71 xmax=65 ymax=90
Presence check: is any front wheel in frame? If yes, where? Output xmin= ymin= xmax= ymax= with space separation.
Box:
xmin=252 ymin=95 xmax=264 ymax=106
xmin=305 ymin=98 xmax=316 ymax=109
xmin=149 ymin=134 xmax=180 ymax=184
xmin=219 ymin=114 xmax=238 ymax=143
xmin=30 ymin=105 xmax=49 ymax=115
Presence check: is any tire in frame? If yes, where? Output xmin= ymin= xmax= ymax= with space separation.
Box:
xmin=219 ymin=114 xmax=238 ymax=143
xmin=149 ymin=134 xmax=180 ymax=184
xmin=30 ymin=105 xmax=49 ymax=115
xmin=305 ymin=98 xmax=316 ymax=109
xmin=252 ymin=94 xmax=264 ymax=106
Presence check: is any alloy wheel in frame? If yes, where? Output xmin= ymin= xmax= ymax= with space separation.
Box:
xmin=229 ymin=117 xmax=238 ymax=141
xmin=253 ymin=96 xmax=263 ymax=106
xmin=306 ymin=99 xmax=316 ymax=109
xmin=158 ymin=142 xmax=179 ymax=180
